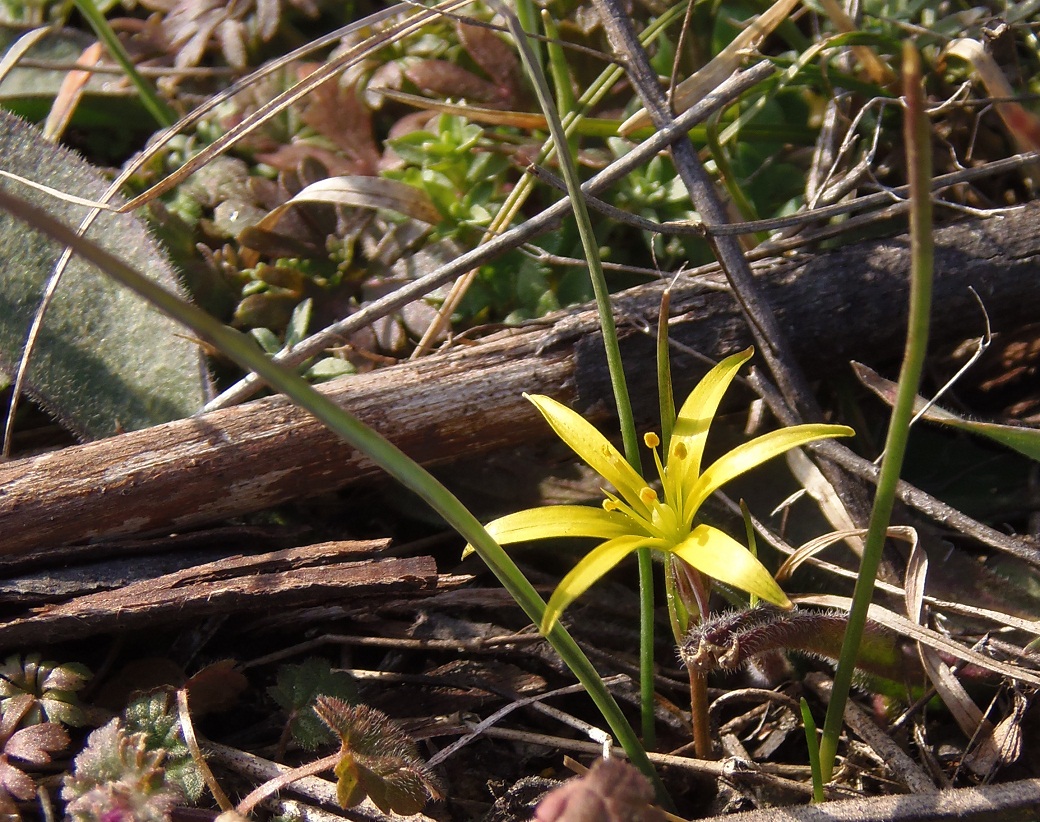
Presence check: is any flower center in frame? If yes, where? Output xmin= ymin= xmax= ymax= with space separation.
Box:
xmin=641 ymin=431 xmax=688 ymax=543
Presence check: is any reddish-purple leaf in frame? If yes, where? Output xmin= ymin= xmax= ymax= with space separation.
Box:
xmin=405 ymin=60 xmax=501 ymax=104
xmin=0 ymin=758 xmax=36 ymax=802
xmin=457 ymin=21 xmax=523 ymax=104
xmin=5 ymin=723 xmax=69 ymax=764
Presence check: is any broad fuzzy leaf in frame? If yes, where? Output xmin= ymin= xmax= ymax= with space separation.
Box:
xmin=314 ymin=697 xmax=435 ymax=815
xmin=0 ymin=110 xmax=209 ymax=439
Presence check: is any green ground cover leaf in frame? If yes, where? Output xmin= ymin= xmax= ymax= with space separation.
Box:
xmin=0 ymin=110 xmax=209 ymax=439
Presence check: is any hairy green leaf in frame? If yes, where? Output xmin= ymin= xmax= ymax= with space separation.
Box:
xmin=268 ymin=658 xmax=358 ymax=750
xmin=314 ymin=697 xmax=435 ymax=815
xmin=122 ymin=689 xmax=203 ymax=801
xmin=0 ymin=110 xmax=209 ymax=439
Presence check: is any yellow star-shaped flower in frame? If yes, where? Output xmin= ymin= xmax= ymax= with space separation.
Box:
xmin=467 ymin=348 xmax=854 ymax=634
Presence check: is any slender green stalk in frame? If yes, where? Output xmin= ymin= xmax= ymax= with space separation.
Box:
xmin=818 ymin=41 xmax=933 ymax=783
xmin=657 ymin=289 xmax=713 ymax=757
xmin=497 ymin=3 xmax=639 ymax=469
xmin=73 ymin=0 xmax=178 ymax=127
xmin=801 ymin=698 xmax=825 ymax=803
xmin=489 ymin=0 xmax=663 ymax=751
xmin=511 ymin=0 xmax=543 ymax=74
xmin=484 ymin=1 xmax=688 ymax=261
xmin=0 ymin=185 xmax=667 ymax=805
xmin=635 ymin=547 xmax=655 ymax=745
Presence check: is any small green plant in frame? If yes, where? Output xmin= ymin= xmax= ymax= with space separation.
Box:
xmin=250 ymin=300 xmax=356 ymax=383
xmin=268 ymin=657 xmax=359 ymax=751
xmin=62 ymin=689 xmax=203 ymax=821
xmin=62 ymin=721 xmax=183 ymax=822
xmin=314 ymin=696 xmax=438 ymax=815
xmin=605 ymin=137 xmax=704 ymax=266
xmin=384 ymin=114 xmax=511 ymax=240
xmin=121 ymin=690 xmax=204 ymax=801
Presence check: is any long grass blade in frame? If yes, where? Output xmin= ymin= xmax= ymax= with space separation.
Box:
xmin=818 ymin=41 xmax=934 ymax=783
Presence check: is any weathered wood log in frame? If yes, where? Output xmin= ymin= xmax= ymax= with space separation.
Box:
xmin=0 ymin=539 xmax=437 ymax=649
xmin=1 ymin=204 xmax=1039 ymax=556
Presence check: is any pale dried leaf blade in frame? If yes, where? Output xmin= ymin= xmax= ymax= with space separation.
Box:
xmin=785 ymin=447 xmax=863 ymax=554
xmin=257 ymin=177 xmax=441 ymax=234
xmin=373 ymin=88 xmax=548 ymax=128
xmin=919 ymin=645 xmax=989 ymax=740
xmin=776 ymin=526 xmax=916 ymax=582
xmin=0 ymin=110 xmax=209 ymax=439
xmin=854 ymin=361 xmax=1040 ymax=461
xmin=964 ymin=690 xmax=1026 ymax=776
xmin=0 ymin=27 xmax=52 ymax=87
xmin=904 ymin=530 xmax=928 ymax=624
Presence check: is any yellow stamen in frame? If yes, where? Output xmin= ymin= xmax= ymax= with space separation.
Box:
xmin=603 ymin=499 xmax=621 ymax=512
xmin=644 ymin=431 xmax=660 ymax=449
xmin=672 ymin=442 xmax=688 ymax=461
xmin=639 ymin=487 xmax=658 ymax=505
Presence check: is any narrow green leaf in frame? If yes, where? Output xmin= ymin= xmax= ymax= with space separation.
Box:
xmin=801 ymin=698 xmax=825 ymax=803
xmin=854 ymin=361 xmax=1040 ymax=462
xmin=820 ymin=40 xmax=935 ymax=782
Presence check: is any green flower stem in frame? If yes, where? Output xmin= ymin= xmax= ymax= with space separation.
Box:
xmin=73 ymin=0 xmax=178 ymax=128
xmin=511 ymin=0 xmax=543 ymax=75
xmin=0 ymin=185 xmax=667 ymax=805
xmin=489 ymin=0 xmax=658 ymax=749
xmin=818 ymin=42 xmax=933 ymax=782
xmin=657 ymin=291 xmax=711 ymax=756
xmin=635 ymin=546 xmax=655 ymax=744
